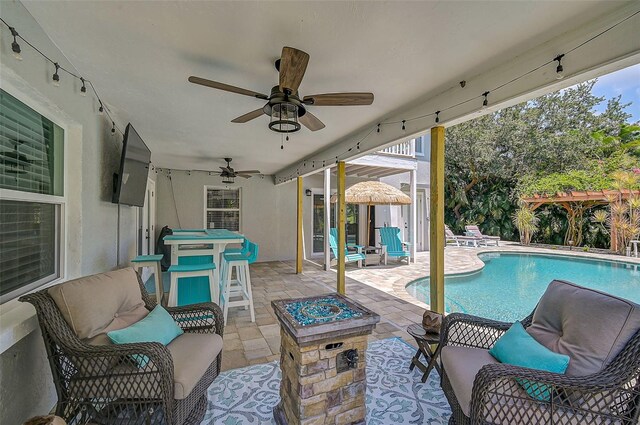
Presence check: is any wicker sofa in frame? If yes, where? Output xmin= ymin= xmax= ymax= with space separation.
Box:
xmin=440 ymin=279 xmax=640 ymax=425
xmin=20 ymin=267 xmax=224 ymax=425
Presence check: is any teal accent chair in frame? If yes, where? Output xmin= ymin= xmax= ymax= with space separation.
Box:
xmin=379 ymin=227 xmax=410 ymax=264
xmin=329 ymin=228 xmax=365 ymax=268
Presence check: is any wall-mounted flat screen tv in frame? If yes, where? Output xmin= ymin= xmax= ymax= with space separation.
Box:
xmin=112 ymin=123 xmax=151 ymax=207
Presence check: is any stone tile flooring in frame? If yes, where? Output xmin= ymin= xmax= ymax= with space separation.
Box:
xmin=221 ymin=260 xmax=425 ymax=371
xmin=221 ymin=244 xmax=640 ymax=371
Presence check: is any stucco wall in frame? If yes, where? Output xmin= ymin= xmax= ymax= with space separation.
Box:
xmin=155 ymin=171 xmax=297 ymax=262
xmin=154 ymin=170 xmax=372 ymax=263
xmin=0 ymin=1 xmax=140 ymax=422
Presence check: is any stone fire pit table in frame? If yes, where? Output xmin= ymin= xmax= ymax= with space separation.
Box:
xmin=272 ymin=293 xmax=380 ymax=425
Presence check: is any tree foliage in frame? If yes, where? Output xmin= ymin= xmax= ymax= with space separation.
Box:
xmin=444 ymin=79 xmax=638 ymax=245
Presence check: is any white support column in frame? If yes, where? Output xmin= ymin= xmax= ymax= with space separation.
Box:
xmin=410 ymin=169 xmax=417 ymax=262
xmin=324 ymin=168 xmax=331 ymax=271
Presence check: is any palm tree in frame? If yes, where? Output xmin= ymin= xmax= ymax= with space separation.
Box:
xmin=512 ymin=206 xmax=539 ymax=245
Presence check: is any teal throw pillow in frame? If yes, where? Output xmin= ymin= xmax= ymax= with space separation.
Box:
xmin=107 ymin=305 xmax=183 ymax=367
xmin=489 ymin=321 xmax=569 ymax=401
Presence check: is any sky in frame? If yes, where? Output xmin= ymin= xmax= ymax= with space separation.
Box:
xmin=590 ymin=63 xmax=640 ymax=123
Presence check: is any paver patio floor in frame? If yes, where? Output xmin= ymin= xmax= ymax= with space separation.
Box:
xmin=221 ymin=244 xmax=640 ymax=371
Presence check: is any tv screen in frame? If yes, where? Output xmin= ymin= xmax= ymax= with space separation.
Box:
xmin=112 ymin=124 xmax=151 ymax=207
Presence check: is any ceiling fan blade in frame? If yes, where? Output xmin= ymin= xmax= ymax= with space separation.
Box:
xmin=234 ymin=170 xmax=261 ymax=174
xmin=299 ymin=111 xmax=325 ymax=131
xmin=219 ymin=166 xmax=233 ymax=173
xmin=188 ymin=76 xmax=268 ymax=100
xmin=238 ymin=174 xmax=254 ymax=179
xmin=279 ymin=47 xmax=309 ymax=93
xmin=303 ymin=92 xmax=374 ymax=106
xmin=231 ymin=108 xmax=265 ymax=123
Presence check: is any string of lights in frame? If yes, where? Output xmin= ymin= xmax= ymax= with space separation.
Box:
xmin=276 ymin=8 xmax=639 ymax=184
xmin=2 ymin=8 xmax=637 ymax=185
xmin=0 ymin=17 xmax=125 ymax=137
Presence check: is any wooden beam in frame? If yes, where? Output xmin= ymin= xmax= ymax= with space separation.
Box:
xmin=296 ymin=176 xmax=303 ymax=274
xmin=345 ymin=164 xmax=370 ymax=174
xmin=370 ymin=168 xmax=410 ymax=178
xmin=429 ymin=126 xmax=445 ymax=314
xmin=324 ymin=168 xmax=331 ymax=271
xmin=337 ymin=161 xmax=346 ymax=294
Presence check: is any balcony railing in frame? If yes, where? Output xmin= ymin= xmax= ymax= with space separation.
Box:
xmin=377 ymin=139 xmax=415 ymax=157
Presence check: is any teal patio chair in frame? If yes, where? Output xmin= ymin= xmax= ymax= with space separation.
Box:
xmin=379 ymin=226 xmax=410 ymax=265
xmin=329 ymin=228 xmax=365 ymax=268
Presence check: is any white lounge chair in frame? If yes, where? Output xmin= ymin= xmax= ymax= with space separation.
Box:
xmin=464 ymin=225 xmax=500 ymax=246
xmin=445 ymin=225 xmax=481 ymax=247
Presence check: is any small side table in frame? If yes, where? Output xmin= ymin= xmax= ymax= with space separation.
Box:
xmin=364 ymin=246 xmax=382 ymax=267
xmin=407 ymin=323 xmax=442 ymax=383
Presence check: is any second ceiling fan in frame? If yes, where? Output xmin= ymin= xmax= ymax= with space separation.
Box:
xmin=188 ymin=47 xmax=374 ymax=133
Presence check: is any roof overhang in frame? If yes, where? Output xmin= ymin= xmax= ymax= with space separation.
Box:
xmin=275 ymin=4 xmax=640 ymax=184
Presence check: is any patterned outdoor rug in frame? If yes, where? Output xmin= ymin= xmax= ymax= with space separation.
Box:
xmin=202 ymin=337 xmax=451 ymax=424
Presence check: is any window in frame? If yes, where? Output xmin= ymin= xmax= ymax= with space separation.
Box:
xmin=205 ymin=187 xmax=241 ymax=231
xmin=414 ymin=136 xmax=424 ymax=156
xmin=0 ymin=89 xmax=65 ymax=302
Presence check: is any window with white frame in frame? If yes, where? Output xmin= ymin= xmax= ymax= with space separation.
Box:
xmin=414 ymin=136 xmax=424 ymax=156
xmin=204 ymin=187 xmax=241 ymax=231
xmin=0 ymin=89 xmax=65 ymax=303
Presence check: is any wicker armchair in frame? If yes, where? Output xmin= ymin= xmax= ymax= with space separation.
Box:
xmin=20 ymin=268 xmax=224 ymax=425
xmin=440 ymin=280 xmax=640 ymax=425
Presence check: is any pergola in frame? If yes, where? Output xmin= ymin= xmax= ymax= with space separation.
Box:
xmin=521 ymin=189 xmax=640 ymax=248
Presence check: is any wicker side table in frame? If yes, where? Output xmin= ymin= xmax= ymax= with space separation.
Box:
xmin=407 ymin=323 xmax=442 ymax=383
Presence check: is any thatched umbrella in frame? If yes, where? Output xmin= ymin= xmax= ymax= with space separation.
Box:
xmin=330 ymin=181 xmax=412 ymax=247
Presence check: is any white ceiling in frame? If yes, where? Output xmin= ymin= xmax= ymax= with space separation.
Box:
xmin=23 ymin=1 xmax=630 ymax=174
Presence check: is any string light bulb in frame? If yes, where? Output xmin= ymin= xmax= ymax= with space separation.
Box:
xmin=481 ymin=91 xmax=490 ymax=110
xmin=52 ymin=63 xmax=60 ymax=87
xmin=98 ymin=101 xmax=104 ymax=115
xmin=9 ymin=27 xmax=22 ymax=61
xmin=554 ymin=54 xmax=565 ymax=79
xmin=111 ymin=121 xmax=116 ymax=135
xmin=80 ymin=77 xmax=87 ymax=96
xmin=435 ymin=111 xmax=441 ymax=124
xmin=402 ymin=120 xmax=406 ymax=131
xmin=377 ymin=123 xmax=381 ymax=133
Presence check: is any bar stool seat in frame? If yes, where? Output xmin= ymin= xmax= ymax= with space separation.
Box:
xmin=220 ymin=241 xmax=258 ymax=323
xmin=131 ymin=254 xmax=164 ymax=304
xmin=168 ymin=262 xmax=216 ymax=307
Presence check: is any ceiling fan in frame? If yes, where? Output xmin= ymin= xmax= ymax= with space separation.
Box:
xmin=217 ymin=158 xmax=260 ymax=183
xmin=188 ymin=46 xmax=374 ymax=133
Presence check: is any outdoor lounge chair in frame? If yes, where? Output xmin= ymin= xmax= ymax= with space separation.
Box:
xmin=379 ymin=226 xmax=411 ymax=264
xmin=329 ymin=228 xmax=365 ymax=268
xmin=440 ymin=279 xmax=640 ymax=425
xmin=445 ymin=225 xmax=481 ymax=247
xmin=465 ymin=224 xmax=501 ymax=246
xmin=20 ymin=267 xmax=224 ymax=425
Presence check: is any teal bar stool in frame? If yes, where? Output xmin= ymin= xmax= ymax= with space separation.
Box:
xmin=223 ymin=238 xmax=247 ymax=256
xmin=168 ymin=263 xmax=216 ymax=307
xmin=220 ymin=241 xmax=258 ymax=323
xmin=131 ymin=254 xmax=164 ymax=304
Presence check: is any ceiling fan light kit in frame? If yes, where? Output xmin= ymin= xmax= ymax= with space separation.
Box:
xmin=268 ymin=102 xmax=300 ymax=133
xmin=188 ymin=46 xmax=374 ymax=135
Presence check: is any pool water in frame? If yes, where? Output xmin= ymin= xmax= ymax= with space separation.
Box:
xmin=406 ymin=253 xmax=640 ymax=322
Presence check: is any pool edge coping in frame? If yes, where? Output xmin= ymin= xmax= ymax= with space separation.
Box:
xmin=397 ymin=245 xmax=640 ymax=310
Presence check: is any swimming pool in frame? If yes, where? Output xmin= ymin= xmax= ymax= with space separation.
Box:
xmin=406 ymin=252 xmax=640 ymax=322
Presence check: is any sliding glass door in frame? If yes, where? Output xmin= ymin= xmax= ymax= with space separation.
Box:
xmin=312 ymin=192 xmax=359 ymax=253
